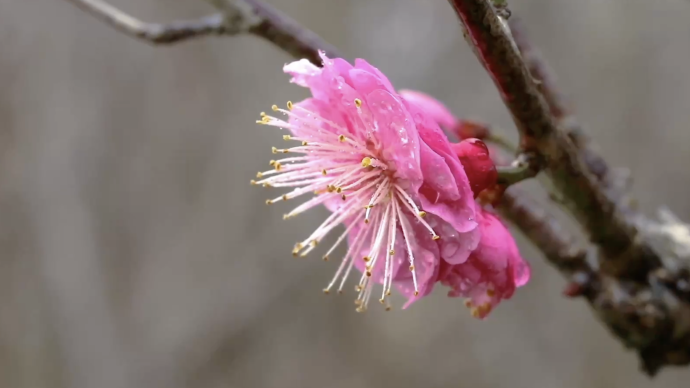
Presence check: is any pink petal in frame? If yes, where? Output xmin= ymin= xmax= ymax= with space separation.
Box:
xmin=353 ymin=58 xmax=397 ymax=94
xmin=399 ymin=90 xmax=458 ymax=130
xmin=283 ymin=59 xmax=322 ymax=87
xmin=366 ymin=89 xmax=423 ymax=184
xmin=432 ymin=213 xmax=481 ymax=265
xmin=408 ymin=101 xmax=478 ymax=235
xmin=438 ymin=209 xmax=530 ymax=318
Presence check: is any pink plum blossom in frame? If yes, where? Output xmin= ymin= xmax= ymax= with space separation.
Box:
xmin=253 ymin=52 xmax=479 ymax=311
xmin=438 ymin=209 xmax=531 ymax=319
xmin=405 ymin=91 xmax=532 ymax=318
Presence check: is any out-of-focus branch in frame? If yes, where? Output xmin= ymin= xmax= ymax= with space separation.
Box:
xmin=500 ymin=189 xmax=587 ymax=272
xmin=234 ymin=0 xmax=342 ymax=63
xmin=448 ymin=0 xmax=690 ymax=374
xmin=65 ymin=0 xmax=230 ymax=44
xmin=65 ymin=0 xmax=341 ymax=63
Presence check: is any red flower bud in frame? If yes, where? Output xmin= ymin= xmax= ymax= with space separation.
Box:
xmin=451 ymin=138 xmax=498 ymax=197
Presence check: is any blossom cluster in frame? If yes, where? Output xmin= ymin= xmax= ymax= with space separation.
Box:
xmin=252 ymin=53 xmax=530 ymax=318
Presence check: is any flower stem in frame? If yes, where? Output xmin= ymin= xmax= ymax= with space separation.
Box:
xmin=496 ymin=163 xmax=536 ymax=186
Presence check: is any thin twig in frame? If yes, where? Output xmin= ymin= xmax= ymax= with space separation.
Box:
xmin=65 ymin=0 xmax=341 ymax=63
xmin=238 ymin=0 xmax=343 ymax=63
xmin=496 ymin=154 xmax=538 ymax=185
xmin=65 ymin=0 xmax=230 ymax=44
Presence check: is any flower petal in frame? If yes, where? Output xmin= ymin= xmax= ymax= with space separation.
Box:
xmin=399 ymin=89 xmax=458 ymax=130
xmin=283 ymin=59 xmax=322 ymax=87
xmin=366 ymin=89 xmax=423 ymax=183
xmin=353 ymin=58 xmax=397 ymax=94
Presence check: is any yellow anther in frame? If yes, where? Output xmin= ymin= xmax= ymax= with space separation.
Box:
xmin=266 ymin=199 xmax=273 ymax=205
xmin=409 ymin=265 xmax=415 ymax=271
xmin=287 ymin=101 xmax=293 ymax=110
xmin=271 ymin=104 xmax=279 ymax=111
xmin=336 ymin=187 xmax=342 ymax=193
xmin=250 ymin=180 xmax=257 ymax=185
xmin=471 ymin=307 xmax=480 ymax=318
xmin=282 ymin=149 xmax=289 ymax=154
xmin=269 ymin=160 xmax=276 ymax=166
xmin=262 ymin=183 xmax=271 ymax=188
xmin=323 ymin=289 xmax=330 ymax=295
xmin=261 ymin=116 xmax=270 ymax=123
xmin=283 ymin=135 xmax=291 ymax=140
xmin=327 ymin=185 xmax=335 ymax=193
xmin=274 ymin=163 xmax=282 ymax=171
xmin=386 ymin=291 xmax=391 ymax=296
xmin=354 ymin=98 xmax=362 ymax=108
xmin=385 ymin=306 xmax=392 ymax=311
xmin=338 ymin=134 xmax=346 ymax=142
xmin=256 ymin=172 xmax=263 ymax=178
xmin=322 ymin=169 xmax=327 ymax=176
xmin=271 ymin=147 xmax=278 ymax=154
xmin=389 ymin=249 xmax=395 ymax=255
xmin=355 ymin=285 xmax=362 ymax=292
xmin=260 ymin=111 xmax=266 ymax=117
xmin=418 ymin=211 xmax=427 ymax=218
xmin=310 ymin=240 xmax=318 ymax=247
xmin=432 ymin=235 xmax=441 ymax=241
xmin=413 ymin=291 xmax=419 ymax=296
xmin=283 ymin=214 xmax=290 ymax=220
xmin=363 ymin=256 xmax=371 ymax=262
xmin=282 ymin=194 xmax=288 ymax=201
xmin=322 ymin=255 xmax=329 ymax=261
xmin=361 ymin=157 xmax=372 ymax=167
xmin=379 ymin=298 xmax=385 ymax=304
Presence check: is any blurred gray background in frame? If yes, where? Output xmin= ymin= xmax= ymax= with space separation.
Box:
xmin=1 ymin=0 xmax=689 ymax=387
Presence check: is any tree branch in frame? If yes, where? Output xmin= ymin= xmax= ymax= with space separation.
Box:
xmin=448 ymin=0 xmax=690 ymax=374
xmin=508 ymin=17 xmax=616 ymax=191
xmin=446 ymin=0 xmax=656 ymax=277
xmin=65 ymin=0 xmax=230 ymax=44
xmin=65 ymin=0 xmax=341 ymax=63
xmin=237 ymin=0 xmax=342 ymax=63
